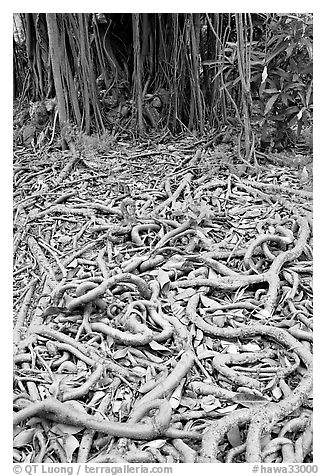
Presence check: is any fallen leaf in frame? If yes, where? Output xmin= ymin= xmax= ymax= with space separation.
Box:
xmin=226 ymin=343 xmax=239 ymax=354
xmin=113 ymin=347 xmax=129 ymax=359
xmin=272 ymin=386 xmax=283 ymax=400
xmin=170 ymin=379 xmax=185 ymax=409
xmin=208 ymin=268 xmax=219 ymax=281
xmin=140 ymin=439 xmax=166 ymax=449
xmin=175 ymin=288 xmax=196 ymax=301
xmin=62 ymin=434 xmax=79 ymax=462
xmin=142 ymin=350 xmax=164 ymax=363
xmin=227 ymin=425 xmax=243 ymax=447
xmin=157 ymin=268 xmax=171 ymax=293
xmin=255 ymin=309 xmax=272 ymax=320
xmin=241 ymin=343 xmax=261 ymax=352
xmin=162 ymin=255 xmax=185 ymax=270
xmin=112 ymin=399 xmax=123 ymax=413
xmin=264 ymin=376 xmax=277 ymax=391
xmin=13 ymin=429 xmax=36 ymax=448
xmin=217 ymin=403 xmax=239 ymax=414
xmin=180 ymin=396 xmax=198 ymax=410
xmin=149 ymin=341 xmax=171 ymax=352
xmin=131 ymin=366 xmax=147 ymax=377
xmin=200 ymin=395 xmax=222 ymax=412
xmin=211 ymin=315 xmax=226 ymax=327
xmin=67 ymin=259 xmax=78 ymax=269
xmin=194 ymin=328 xmax=203 ymax=347
xmin=42 ymin=306 xmax=69 ymax=317
xmin=196 ymin=346 xmax=215 ymax=360
xmin=233 ymin=392 xmax=269 ymax=408
xmin=200 ymin=295 xmax=219 ymax=308
xmin=52 ymin=423 xmax=84 ymax=435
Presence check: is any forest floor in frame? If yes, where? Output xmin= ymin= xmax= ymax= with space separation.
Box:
xmin=13 ymin=134 xmax=313 ymax=464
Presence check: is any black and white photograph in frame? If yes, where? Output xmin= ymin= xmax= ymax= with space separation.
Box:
xmin=12 ymin=9 xmax=315 ymax=471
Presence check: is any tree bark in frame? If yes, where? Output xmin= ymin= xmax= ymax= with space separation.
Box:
xmin=46 ymin=13 xmax=68 ymax=149
xmin=132 ymin=14 xmax=144 ymax=135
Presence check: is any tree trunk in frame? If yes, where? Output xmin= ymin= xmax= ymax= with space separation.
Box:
xmin=46 ymin=13 xmax=68 ymax=149
xmin=132 ymin=14 xmax=144 ymax=135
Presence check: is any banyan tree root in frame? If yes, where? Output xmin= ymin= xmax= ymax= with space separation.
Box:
xmin=198 ymin=368 xmax=312 ymax=462
xmin=185 ymin=294 xmax=313 ymax=462
xmin=13 ymin=141 xmax=313 ymax=463
xmin=14 ymin=397 xmax=202 ymax=442
xmin=14 ymin=397 xmax=172 ymax=439
xmin=171 ymin=216 xmax=310 ymax=316
xmin=130 ymin=349 xmax=196 ymax=411
xmin=67 ymin=273 xmax=152 ymax=310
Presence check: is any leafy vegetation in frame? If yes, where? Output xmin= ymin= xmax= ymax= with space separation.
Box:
xmin=251 ymin=14 xmax=313 ymax=148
